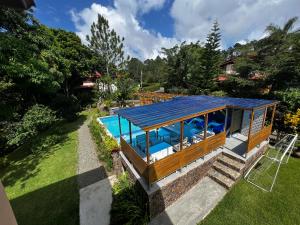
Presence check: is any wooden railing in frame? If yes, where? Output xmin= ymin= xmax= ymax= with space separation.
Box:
xmin=148 ymin=132 xmax=226 ymax=183
xmin=121 ymin=132 xmax=226 ymax=184
xmin=120 ymin=137 xmax=148 ymax=178
xmin=247 ymin=125 xmax=272 ymax=152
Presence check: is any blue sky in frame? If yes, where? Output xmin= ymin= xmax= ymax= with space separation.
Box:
xmin=34 ymin=0 xmax=300 ymax=60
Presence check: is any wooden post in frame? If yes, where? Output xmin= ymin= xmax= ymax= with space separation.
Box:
xmin=129 ymin=121 xmax=132 ymax=144
xmin=270 ymin=105 xmax=276 ymax=126
xmin=261 ymin=107 xmax=267 ymax=128
xmin=118 ymin=115 xmax=122 ymax=141
xmin=146 ymin=131 xmax=150 ymax=165
xmin=204 ymin=114 xmax=208 ymax=139
xmin=248 ymin=110 xmax=254 ymax=139
xmin=247 ymin=109 xmax=255 ymax=153
xmin=180 ymin=121 xmax=184 ymax=150
xmin=224 ymin=109 xmax=228 ymax=133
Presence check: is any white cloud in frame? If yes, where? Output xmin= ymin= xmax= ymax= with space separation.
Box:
xmin=70 ymin=0 xmax=178 ymax=60
xmin=70 ymin=0 xmax=300 ymax=60
xmin=171 ymin=0 xmax=300 ymax=48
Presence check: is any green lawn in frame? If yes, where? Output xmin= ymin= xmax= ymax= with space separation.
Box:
xmin=0 ymin=116 xmax=85 ymax=225
xmin=200 ymin=154 xmax=300 ymax=225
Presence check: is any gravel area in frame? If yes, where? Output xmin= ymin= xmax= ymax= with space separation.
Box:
xmin=77 ymin=118 xmax=113 ymax=225
xmin=77 ymin=119 xmax=107 ymax=188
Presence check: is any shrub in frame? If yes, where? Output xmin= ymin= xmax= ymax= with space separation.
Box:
xmin=110 ymin=172 xmax=149 ymax=225
xmin=142 ymin=83 xmax=160 ymax=92
xmin=88 ymin=113 xmax=118 ymax=170
xmin=7 ymin=104 xmax=57 ymax=147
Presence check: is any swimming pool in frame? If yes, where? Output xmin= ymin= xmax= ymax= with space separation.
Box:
xmin=98 ymin=115 xmax=202 ymax=145
xmin=98 ymin=115 xmax=143 ymax=140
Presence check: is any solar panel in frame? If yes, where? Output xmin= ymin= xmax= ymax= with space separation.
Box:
xmin=116 ymin=95 xmax=278 ymax=130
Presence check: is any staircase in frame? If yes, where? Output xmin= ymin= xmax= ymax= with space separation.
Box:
xmin=208 ymin=152 xmax=245 ymax=189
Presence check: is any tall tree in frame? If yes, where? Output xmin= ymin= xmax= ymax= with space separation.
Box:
xmin=86 ymin=14 xmax=127 ymax=77
xmin=203 ymin=21 xmax=222 ymax=90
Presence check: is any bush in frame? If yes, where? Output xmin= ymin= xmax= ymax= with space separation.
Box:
xmin=110 ymin=172 xmax=149 ymax=225
xmin=142 ymin=83 xmax=160 ymax=92
xmin=88 ymin=113 xmax=118 ymax=170
xmin=7 ymin=104 xmax=57 ymax=147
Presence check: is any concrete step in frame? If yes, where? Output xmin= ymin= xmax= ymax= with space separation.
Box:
xmin=222 ymin=151 xmax=246 ymax=164
xmin=208 ymin=169 xmax=235 ymax=189
xmin=218 ymin=154 xmax=245 ymax=172
xmin=213 ymin=161 xmax=241 ymax=181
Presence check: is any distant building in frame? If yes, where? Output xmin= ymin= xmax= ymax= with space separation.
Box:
xmin=221 ymin=59 xmax=236 ymax=75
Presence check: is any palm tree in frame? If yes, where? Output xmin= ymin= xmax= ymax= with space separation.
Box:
xmin=265 ymin=17 xmax=300 ymax=54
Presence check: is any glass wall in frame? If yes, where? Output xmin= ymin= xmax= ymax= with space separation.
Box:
xmin=207 ymin=109 xmax=226 ymax=137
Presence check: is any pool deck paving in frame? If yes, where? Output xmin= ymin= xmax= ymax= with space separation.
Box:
xmin=149 ymin=177 xmax=227 ymax=225
xmin=77 ymin=118 xmax=115 ymax=225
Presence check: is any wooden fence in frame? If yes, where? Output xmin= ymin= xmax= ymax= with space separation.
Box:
xmin=247 ymin=125 xmax=272 ymax=152
xmin=121 ymin=132 xmax=226 ymax=184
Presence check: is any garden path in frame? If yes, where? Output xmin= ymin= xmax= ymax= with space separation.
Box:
xmin=77 ymin=118 xmax=115 ymax=225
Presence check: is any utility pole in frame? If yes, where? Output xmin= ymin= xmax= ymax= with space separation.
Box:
xmin=140 ymin=70 xmax=143 ymax=90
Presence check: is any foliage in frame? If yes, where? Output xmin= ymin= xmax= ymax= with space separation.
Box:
xmin=127 ymin=57 xmax=144 ymax=82
xmin=6 ymin=105 xmax=57 ymax=149
xmin=110 ymin=172 xmax=149 ymax=225
xmin=163 ymin=22 xmax=222 ymax=94
xmin=51 ymin=94 xmax=80 ymax=121
xmin=0 ymin=7 xmax=100 ymax=152
xmin=127 ymin=56 xmax=168 ymax=87
xmin=274 ymin=88 xmax=300 ymax=112
xmin=142 ymin=83 xmax=161 ymax=92
xmin=88 ymin=112 xmax=118 ymax=170
xmin=210 ymin=90 xmax=227 ymax=97
xmin=87 ymin=14 xmax=128 ymax=76
xmin=284 ymin=109 xmax=300 ymax=132
xmin=203 ymin=20 xmax=222 ymax=90
xmin=115 ymin=76 xmax=138 ymax=107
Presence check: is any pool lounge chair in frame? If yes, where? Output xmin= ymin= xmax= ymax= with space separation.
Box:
xmin=173 ymin=137 xmax=190 ymax=151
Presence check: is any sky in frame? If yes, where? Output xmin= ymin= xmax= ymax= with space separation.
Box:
xmin=34 ymin=0 xmax=300 ymax=60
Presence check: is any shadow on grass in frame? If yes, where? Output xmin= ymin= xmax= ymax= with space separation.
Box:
xmin=0 ymin=114 xmax=86 ymax=188
xmin=10 ymin=167 xmax=109 ymax=225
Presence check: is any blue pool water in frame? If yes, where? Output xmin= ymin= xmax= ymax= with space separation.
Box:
xmin=98 ymin=115 xmax=203 ymax=145
xmin=98 ymin=115 xmax=142 ymax=139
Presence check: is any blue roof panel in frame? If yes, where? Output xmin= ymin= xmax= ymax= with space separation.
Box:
xmin=116 ymin=95 xmax=277 ymax=129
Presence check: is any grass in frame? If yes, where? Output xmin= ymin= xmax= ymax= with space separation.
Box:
xmin=0 ymin=115 xmax=85 ymax=225
xmin=200 ymin=152 xmax=300 ymax=225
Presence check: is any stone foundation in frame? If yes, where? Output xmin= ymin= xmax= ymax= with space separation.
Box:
xmin=119 ymin=141 xmax=269 ymax=219
xmin=148 ymin=154 xmax=219 ymax=218
xmin=242 ymin=142 xmax=269 ymax=174
xmin=112 ymin=151 xmax=123 ymax=176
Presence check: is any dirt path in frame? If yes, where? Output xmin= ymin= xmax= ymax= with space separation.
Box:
xmin=77 ymin=119 xmax=115 ymax=225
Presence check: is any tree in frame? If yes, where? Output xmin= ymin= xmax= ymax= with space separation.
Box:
xmin=203 ymin=20 xmax=222 ymax=90
xmin=0 ymin=7 xmax=98 ymax=152
xmin=115 ymin=76 xmax=137 ymax=107
xmin=127 ymin=58 xmax=144 ymax=82
xmin=86 ymin=14 xmax=128 ymax=77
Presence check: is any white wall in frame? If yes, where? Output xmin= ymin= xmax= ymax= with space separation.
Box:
xmin=0 ymin=182 xmax=18 ymax=225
